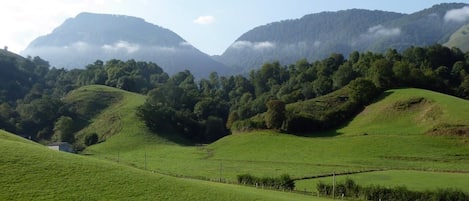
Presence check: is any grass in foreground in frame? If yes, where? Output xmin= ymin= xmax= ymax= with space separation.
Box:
xmin=0 ymin=130 xmax=325 ymax=201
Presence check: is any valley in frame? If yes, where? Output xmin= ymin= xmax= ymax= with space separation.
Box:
xmin=2 ymin=2 xmax=469 ymax=200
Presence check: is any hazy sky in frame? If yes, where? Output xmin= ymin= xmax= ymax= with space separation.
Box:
xmin=1 ymin=0 xmax=466 ymax=55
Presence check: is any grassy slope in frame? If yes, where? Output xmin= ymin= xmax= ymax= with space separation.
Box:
xmin=84 ymin=87 xmax=469 ymax=194
xmin=0 ymin=130 xmax=323 ymax=201
xmin=337 ymin=88 xmax=469 ymax=136
xmin=445 ymin=24 xmax=469 ymax=52
xmin=65 ymin=85 xmax=178 ymax=151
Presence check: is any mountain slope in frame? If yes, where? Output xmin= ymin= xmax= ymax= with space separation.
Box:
xmin=217 ymin=9 xmax=403 ymax=71
xmin=22 ymin=12 xmax=229 ymax=77
xmin=445 ymin=24 xmax=469 ymax=52
xmin=0 ymin=130 xmax=320 ymax=201
xmin=217 ymin=3 xmax=469 ymax=72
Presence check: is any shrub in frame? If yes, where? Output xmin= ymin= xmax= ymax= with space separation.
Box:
xmin=84 ymin=133 xmax=99 ymax=146
xmin=237 ymin=173 xmax=295 ymax=191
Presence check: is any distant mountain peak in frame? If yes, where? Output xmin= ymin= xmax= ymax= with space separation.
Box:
xmin=22 ymin=12 xmax=228 ymax=77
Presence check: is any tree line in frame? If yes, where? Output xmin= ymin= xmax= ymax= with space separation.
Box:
xmin=317 ymin=178 xmax=468 ymax=201
xmin=1 ymin=44 xmax=469 ymax=145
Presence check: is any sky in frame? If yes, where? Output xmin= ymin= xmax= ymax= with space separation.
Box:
xmin=1 ymin=0 xmax=467 ymax=55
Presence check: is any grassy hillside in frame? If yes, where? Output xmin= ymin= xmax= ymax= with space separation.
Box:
xmin=84 ymin=87 xmax=469 ymax=192
xmin=0 ymin=130 xmax=324 ymax=201
xmin=338 ymin=88 xmax=469 ymax=135
xmin=445 ymin=24 xmax=469 ymax=52
xmin=64 ymin=85 xmax=181 ymax=151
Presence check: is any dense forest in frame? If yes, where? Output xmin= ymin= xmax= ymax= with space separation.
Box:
xmin=1 ymin=44 xmax=469 ymax=148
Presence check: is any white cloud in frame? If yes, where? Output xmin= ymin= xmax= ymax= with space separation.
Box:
xmin=444 ymin=6 xmax=469 ymax=22
xmin=102 ymin=40 xmax=140 ymax=53
xmin=193 ymin=15 xmax=215 ymax=25
xmin=253 ymin=41 xmax=275 ymax=50
xmin=231 ymin=41 xmax=252 ymax=49
xmin=231 ymin=41 xmax=276 ymax=50
xmin=367 ymin=25 xmax=401 ymax=37
xmin=69 ymin=41 xmax=90 ymax=51
xmin=179 ymin=41 xmax=192 ymax=47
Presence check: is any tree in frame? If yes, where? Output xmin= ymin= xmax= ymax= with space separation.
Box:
xmin=348 ymin=78 xmax=379 ymax=105
xmin=332 ymin=62 xmax=356 ymax=89
xmin=313 ymin=75 xmax=332 ymax=96
xmin=265 ymin=100 xmax=286 ymax=130
xmin=53 ymin=116 xmax=74 ymax=143
xmin=459 ymin=75 xmax=469 ymax=99
xmin=226 ymin=111 xmax=239 ymax=129
xmin=367 ymin=59 xmax=393 ymax=89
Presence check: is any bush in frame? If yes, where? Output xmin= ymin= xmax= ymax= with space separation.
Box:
xmin=237 ymin=173 xmax=295 ymax=191
xmin=84 ymin=133 xmax=99 ymax=146
xmin=317 ymin=179 xmax=469 ymax=201
xmin=231 ymin=119 xmax=266 ymax=132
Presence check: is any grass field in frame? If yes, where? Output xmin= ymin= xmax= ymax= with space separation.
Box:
xmin=80 ymin=87 xmax=469 ymax=193
xmin=3 ymin=86 xmax=469 ymax=200
xmin=0 ymin=129 xmax=326 ymax=201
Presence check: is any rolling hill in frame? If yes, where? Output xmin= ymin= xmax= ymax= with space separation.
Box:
xmin=22 ymin=12 xmax=229 ymax=78
xmin=216 ymin=3 xmax=469 ymax=72
xmin=78 ymin=86 xmax=469 ymax=193
xmin=0 ymin=129 xmax=322 ymax=201
xmin=62 ymin=85 xmax=181 ymax=150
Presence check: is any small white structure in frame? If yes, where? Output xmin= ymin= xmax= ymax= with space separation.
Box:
xmin=48 ymin=142 xmax=74 ymax=153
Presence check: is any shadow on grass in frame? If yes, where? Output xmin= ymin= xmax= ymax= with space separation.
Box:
xmin=292 ymin=91 xmax=394 ymax=138
xmin=150 ymin=130 xmax=196 ymax=146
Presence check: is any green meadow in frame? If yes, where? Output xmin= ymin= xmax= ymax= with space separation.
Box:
xmin=0 ymin=129 xmax=323 ymax=201
xmin=4 ymin=86 xmax=469 ymax=200
xmin=83 ymin=87 xmax=469 ymax=187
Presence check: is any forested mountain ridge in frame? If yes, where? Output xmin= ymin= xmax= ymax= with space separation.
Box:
xmin=22 ymin=12 xmax=229 ymax=78
xmin=216 ymin=3 xmax=469 ymax=72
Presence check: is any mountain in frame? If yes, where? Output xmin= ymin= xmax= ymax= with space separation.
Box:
xmin=22 ymin=12 xmax=229 ymax=78
xmin=445 ymin=24 xmax=469 ymax=52
xmin=216 ymin=3 xmax=469 ymax=72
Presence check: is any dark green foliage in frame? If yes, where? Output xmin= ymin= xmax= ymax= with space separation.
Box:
xmin=225 ymin=111 xmax=239 ymax=129
xmin=84 ymin=133 xmax=99 ymax=146
xmin=317 ymin=179 xmax=469 ymax=201
xmin=265 ymin=100 xmax=286 ymax=129
xmin=237 ymin=174 xmax=295 ymax=191
xmin=53 ymin=116 xmax=74 ymax=143
xmin=231 ymin=119 xmax=266 ymax=132
xmin=347 ymin=78 xmax=379 ymax=105
xmin=204 ymin=116 xmax=227 ymax=142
